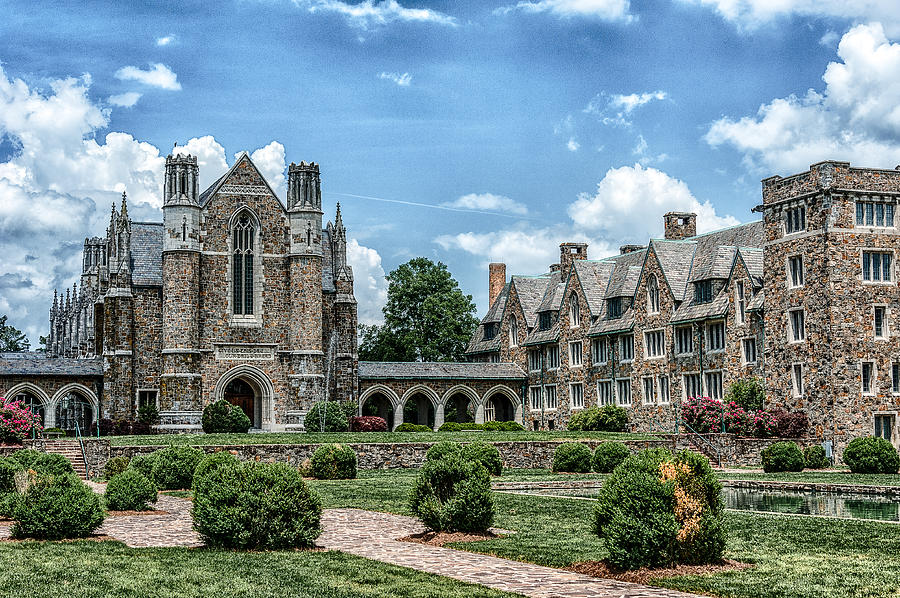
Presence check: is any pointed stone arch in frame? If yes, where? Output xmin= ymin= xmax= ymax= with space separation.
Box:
xmin=49 ymin=383 xmax=99 ymax=430
xmin=481 ymin=384 xmax=522 ymax=424
xmin=5 ymin=382 xmax=51 ymax=427
xmin=214 ymin=364 xmax=276 ymax=430
xmin=398 ymin=384 xmax=441 ymax=430
xmin=359 ymin=384 xmax=401 ymax=430
xmin=439 ymin=384 xmax=480 ymax=426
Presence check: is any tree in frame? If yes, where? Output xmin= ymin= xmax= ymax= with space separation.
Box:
xmin=359 ymin=258 xmax=478 ymax=362
xmin=0 ymin=316 xmax=29 ymax=352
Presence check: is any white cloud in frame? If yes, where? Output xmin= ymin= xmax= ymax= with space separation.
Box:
xmin=442 ymin=193 xmax=529 ymax=216
xmin=567 ymin=137 xmax=580 ymax=151
xmin=680 ymin=0 xmax=900 ymax=35
xmin=294 ymin=0 xmax=457 ymax=29
xmin=495 ymin=0 xmax=632 ymax=21
xmin=347 ymin=238 xmax=387 ymax=324
xmin=108 ymin=92 xmax=141 ymax=107
xmin=584 ymin=90 xmax=668 ymax=126
xmin=114 ymin=63 xmax=182 ymax=91
xmin=820 ymin=30 xmax=840 ymax=47
xmin=378 ymin=71 xmax=412 ymax=86
xmin=156 ymin=35 xmax=176 ymax=46
xmin=244 ymin=141 xmax=287 ymax=199
xmin=705 ymin=23 xmax=900 ymax=173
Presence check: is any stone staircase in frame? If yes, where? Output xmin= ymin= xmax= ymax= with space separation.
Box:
xmin=43 ymin=440 xmax=88 ymax=479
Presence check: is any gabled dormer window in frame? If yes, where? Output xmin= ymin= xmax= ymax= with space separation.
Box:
xmin=539 ymin=312 xmax=552 ymax=331
xmin=484 ymin=323 xmax=498 ymax=340
xmin=607 ymin=297 xmax=622 ymax=319
xmin=695 ymin=280 xmax=713 ymax=304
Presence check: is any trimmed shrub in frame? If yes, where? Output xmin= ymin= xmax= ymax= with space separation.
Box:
xmin=0 ymin=457 xmax=23 ymax=493
xmin=130 ymin=421 xmax=152 ymax=436
xmin=151 ymin=446 xmax=204 ymax=490
xmin=593 ymin=448 xmax=725 ymax=570
xmin=725 ymin=377 xmax=764 ymax=412
xmin=395 ymin=423 xmax=432 ymax=432
xmin=439 ymin=422 xmax=463 ymax=432
xmin=11 ymin=449 xmax=73 ymax=476
xmin=304 ymin=401 xmax=350 ymax=433
xmin=194 ymin=451 xmax=240 ymax=482
xmin=310 ymin=444 xmax=357 ymax=480
xmin=93 ymin=419 xmax=116 ymax=437
xmin=567 ymin=405 xmax=629 ymax=432
xmin=12 ymin=473 xmax=105 ymax=540
xmin=552 ymin=442 xmax=593 ymax=473
xmin=803 ymin=445 xmax=828 ymax=469
xmin=192 ymin=460 xmax=322 ymax=549
xmin=426 ymin=441 xmax=461 ymax=462
xmin=761 ymin=441 xmax=805 ymax=473
xmin=409 ymin=455 xmax=494 ymax=532
xmin=128 ymin=452 xmax=158 ymax=483
xmin=137 ymin=404 xmax=160 ymax=426
xmin=105 ymin=469 xmax=157 ymax=511
xmin=349 ymin=416 xmax=388 ymax=432
xmin=481 ymin=420 xmax=526 ymax=432
xmin=0 ymin=491 xmax=18 ymax=518
xmin=103 ymin=456 xmax=131 ymax=480
xmin=202 ymin=399 xmax=252 ymax=434
xmin=593 ymin=442 xmax=631 ymax=473
xmin=771 ymin=409 xmax=809 ymax=438
xmin=461 ymin=442 xmax=503 ymax=476
xmin=843 ymin=437 xmax=900 ymax=474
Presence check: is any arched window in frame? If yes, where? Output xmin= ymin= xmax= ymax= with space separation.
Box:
xmin=56 ymin=391 xmax=93 ymax=432
xmin=14 ymin=391 xmax=45 ymax=427
xmin=569 ymin=294 xmax=581 ymax=328
xmin=232 ymin=212 xmax=255 ymax=315
xmin=509 ymin=316 xmax=519 ymax=347
xmin=648 ymin=275 xmax=660 ymax=314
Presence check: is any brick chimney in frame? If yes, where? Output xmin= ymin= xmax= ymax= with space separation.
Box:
xmin=489 ymin=263 xmax=506 ymax=306
xmin=664 ymin=212 xmax=697 ymax=240
xmin=559 ymin=243 xmax=588 ymax=280
xmin=619 ymin=244 xmax=644 ymax=255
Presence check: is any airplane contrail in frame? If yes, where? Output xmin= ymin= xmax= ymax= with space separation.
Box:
xmin=326 ymin=191 xmax=540 ymax=221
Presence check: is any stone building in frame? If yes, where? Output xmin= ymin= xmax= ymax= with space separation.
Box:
xmin=2 ymin=152 xmax=358 ymax=432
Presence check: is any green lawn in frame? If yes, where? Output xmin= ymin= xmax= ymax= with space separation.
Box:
xmin=108 ymin=430 xmax=652 ymax=446
xmin=310 ymin=470 xmax=900 ymax=598
xmin=0 ymin=540 xmax=520 ymax=598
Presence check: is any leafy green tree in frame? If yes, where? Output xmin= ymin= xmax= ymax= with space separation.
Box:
xmin=359 ymin=257 xmax=478 ymax=362
xmin=0 ymin=316 xmax=29 ymax=352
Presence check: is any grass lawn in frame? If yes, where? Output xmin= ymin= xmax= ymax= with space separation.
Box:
xmin=108 ymin=430 xmax=652 ymax=446
xmin=0 ymin=540 xmax=520 ymax=598
xmin=310 ymin=470 xmax=900 ymax=598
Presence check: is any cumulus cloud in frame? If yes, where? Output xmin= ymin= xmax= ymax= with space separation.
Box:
xmin=108 ymin=92 xmax=141 ymax=107
xmin=347 ymin=238 xmax=388 ymax=324
xmin=442 ymin=193 xmax=529 ymax=216
xmin=705 ymin=23 xmax=900 ymax=173
xmin=243 ymin=141 xmax=287 ymax=199
xmin=293 ymin=0 xmax=457 ymax=29
xmin=378 ymin=71 xmax=412 ymax=86
xmin=114 ymin=63 xmax=182 ymax=91
xmin=584 ymin=90 xmax=668 ymax=126
xmin=495 ymin=0 xmax=632 ymax=21
xmin=156 ymin=35 xmax=176 ymax=46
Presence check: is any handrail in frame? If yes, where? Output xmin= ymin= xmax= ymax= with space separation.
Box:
xmin=73 ymin=421 xmax=88 ymax=479
xmin=680 ymin=420 xmax=722 ymax=467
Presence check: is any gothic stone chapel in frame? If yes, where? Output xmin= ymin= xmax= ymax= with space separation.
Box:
xmin=17 ymin=152 xmax=359 ymax=433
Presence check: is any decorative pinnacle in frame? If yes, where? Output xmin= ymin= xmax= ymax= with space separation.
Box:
xmin=119 ymin=191 xmax=129 ymax=222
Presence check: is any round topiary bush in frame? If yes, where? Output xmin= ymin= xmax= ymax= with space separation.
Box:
xmin=303 ymin=401 xmax=350 ymax=433
xmin=426 ymin=440 xmax=462 ymax=462
xmin=409 ymin=455 xmax=494 ymax=532
xmin=552 ymin=442 xmax=593 ymax=473
xmin=194 ymin=451 xmax=240 ymax=483
xmin=0 ymin=457 xmax=23 ymax=493
xmin=568 ymin=405 xmax=629 ymax=432
xmin=593 ymin=448 xmax=725 ymax=570
xmin=192 ymin=460 xmax=322 ymax=549
xmin=151 ymin=446 xmax=204 ymax=490
xmin=803 ymin=445 xmax=828 ymax=470
xmin=461 ymin=441 xmax=503 ymax=476
xmin=11 ymin=450 xmax=74 ymax=477
xmin=593 ymin=442 xmax=631 ymax=473
xmin=843 ymin=437 xmax=900 ymax=474
xmin=103 ymin=456 xmax=131 ymax=480
xmin=310 ymin=444 xmax=357 ymax=480
xmin=128 ymin=452 xmax=158 ymax=484
xmin=438 ymin=422 xmax=463 ymax=432
xmin=12 ymin=473 xmax=105 ymax=540
xmin=105 ymin=469 xmax=157 ymax=511
xmin=394 ymin=423 xmax=432 ymax=432
xmin=202 ymin=399 xmax=252 ymax=434
xmin=761 ymin=441 xmax=805 ymax=473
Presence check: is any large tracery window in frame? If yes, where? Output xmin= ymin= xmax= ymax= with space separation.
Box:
xmin=232 ymin=213 xmax=255 ymax=315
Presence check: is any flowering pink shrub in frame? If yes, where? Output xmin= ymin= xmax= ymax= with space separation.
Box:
xmin=723 ymin=402 xmax=754 ymax=436
xmin=349 ymin=416 xmax=388 ymax=432
xmin=0 ymin=396 xmax=42 ymax=444
xmin=682 ymin=396 xmax=806 ymax=438
xmin=681 ymin=397 xmax=724 ymax=433
xmin=752 ymin=410 xmax=777 ymax=438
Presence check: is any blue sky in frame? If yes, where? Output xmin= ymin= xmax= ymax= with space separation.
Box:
xmin=3 ymin=0 xmax=900 ymax=344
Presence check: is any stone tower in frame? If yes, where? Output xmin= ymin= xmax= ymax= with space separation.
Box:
xmin=160 ymin=154 xmax=202 ymax=428
xmin=330 ymin=204 xmax=358 ymax=402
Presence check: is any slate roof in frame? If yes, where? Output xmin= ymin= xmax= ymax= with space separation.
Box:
xmin=130 ymin=223 xmax=164 ymax=286
xmin=588 ymin=311 xmax=634 ymax=336
xmin=671 ymin=292 xmax=729 ymax=323
xmin=522 ymin=322 xmax=560 ymax=346
xmin=605 ymin=251 xmax=645 ymax=298
xmin=573 ymin=261 xmax=614 ymax=316
xmin=536 ymin=271 xmax=564 ymax=313
xmin=483 ymin=282 xmax=511 ymax=324
xmin=359 ymin=361 xmax=526 ymax=380
xmin=0 ymin=353 xmax=103 ymax=377
xmin=737 ymin=248 xmax=763 ymax=284
xmin=748 ymin=289 xmax=765 ymax=311
xmin=511 ymin=276 xmax=551 ymax=328
xmin=649 ymin=240 xmax=697 ymax=301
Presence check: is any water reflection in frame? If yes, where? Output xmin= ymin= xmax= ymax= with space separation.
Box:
xmin=722 ymin=487 xmax=899 ymax=522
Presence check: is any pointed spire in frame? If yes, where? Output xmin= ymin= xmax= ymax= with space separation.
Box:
xmin=65 ymin=287 xmax=71 ymax=311
xmin=119 ymin=191 xmax=129 ymax=223
xmin=51 ymin=290 xmax=58 ymax=316
xmin=335 ymin=202 xmax=343 ymax=228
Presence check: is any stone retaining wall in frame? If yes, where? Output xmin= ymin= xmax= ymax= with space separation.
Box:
xmin=0 ymin=439 xmax=109 ymax=479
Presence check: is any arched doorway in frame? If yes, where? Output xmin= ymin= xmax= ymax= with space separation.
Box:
xmin=362 ymin=392 xmax=395 ymax=430
xmin=403 ymin=393 xmax=435 ymax=428
xmin=56 ymin=390 xmax=93 ymax=432
xmin=224 ymin=378 xmax=259 ymax=428
xmin=444 ymin=392 xmax=475 ymax=423
xmin=11 ymin=389 xmax=46 ymax=427
xmin=484 ymin=394 xmax=515 ymax=422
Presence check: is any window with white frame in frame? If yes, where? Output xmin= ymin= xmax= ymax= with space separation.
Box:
xmin=675 ymin=325 xmax=693 ymax=355
xmin=874 ymin=306 xmax=888 ymax=340
xmin=658 ymin=376 xmax=670 ymax=404
xmin=137 ymin=389 xmax=158 ymax=410
xmin=528 ymin=349 xmax=541 ymax=372
xmin=742 ymin=337 xmax=757 ymax=365
xmin=683 ymin=373 xmax=702 ymax=400
xmin=706 ymin=321 xmax=725 ymax=351
xmin=735 ymin=281 xmax=747 ymax=325
xmin=569 ymin=294 xmax=581 ymax=328
xmin=893 ymin=363 xmax=900 ymax=394
xmin=616 ymin=379 xmax=632 ymax=406
xmin=705 ymin=371 xmax=723 ymax=401
xmin=644 ymin=329 xmax=665 ymax=359
xmin=620 ymin=334 xmax=634 ymax=361
xmin=544 ymin=384 xmax=558 ymax=410
xmin=785 ymin=205 xmax=806 ymax=234
xmin=789 ymin=309 xmax=805 ymax=343
xmin=788 ymin=255 xmax=804 ymax=288
xmin=857 ymin=200 xmax=895 ymax=228
xmin=509 ymin=317 xmax=519 ymax=347
xmin=642 ymin=376 xmax=657 ymax=405
xmin=547 ymin=345 xmax=560 ymax=369
xmin=647 ymin=275 xmax=660 ymax=314
xmin=530 ymin=386 xmax=542 ymax=410
xmin=597 ymin=380 xmax=613 ymax=406
xmin=592 ymin=338 xmax=608 ymax=364
xmin=570 ymin=383 xmax=584 ymax=409
xmin=569 ymin=341 xmax=583 ymax=368
xmin=862 ymin=361 xmax=876 ymax=395
xmin=863 ymin=251 xmax=893 ymax=282
xmin=792 ymin=363 xmax=803 ymax=398
xmin=875 ymin=414 xmax=895 ymax=442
